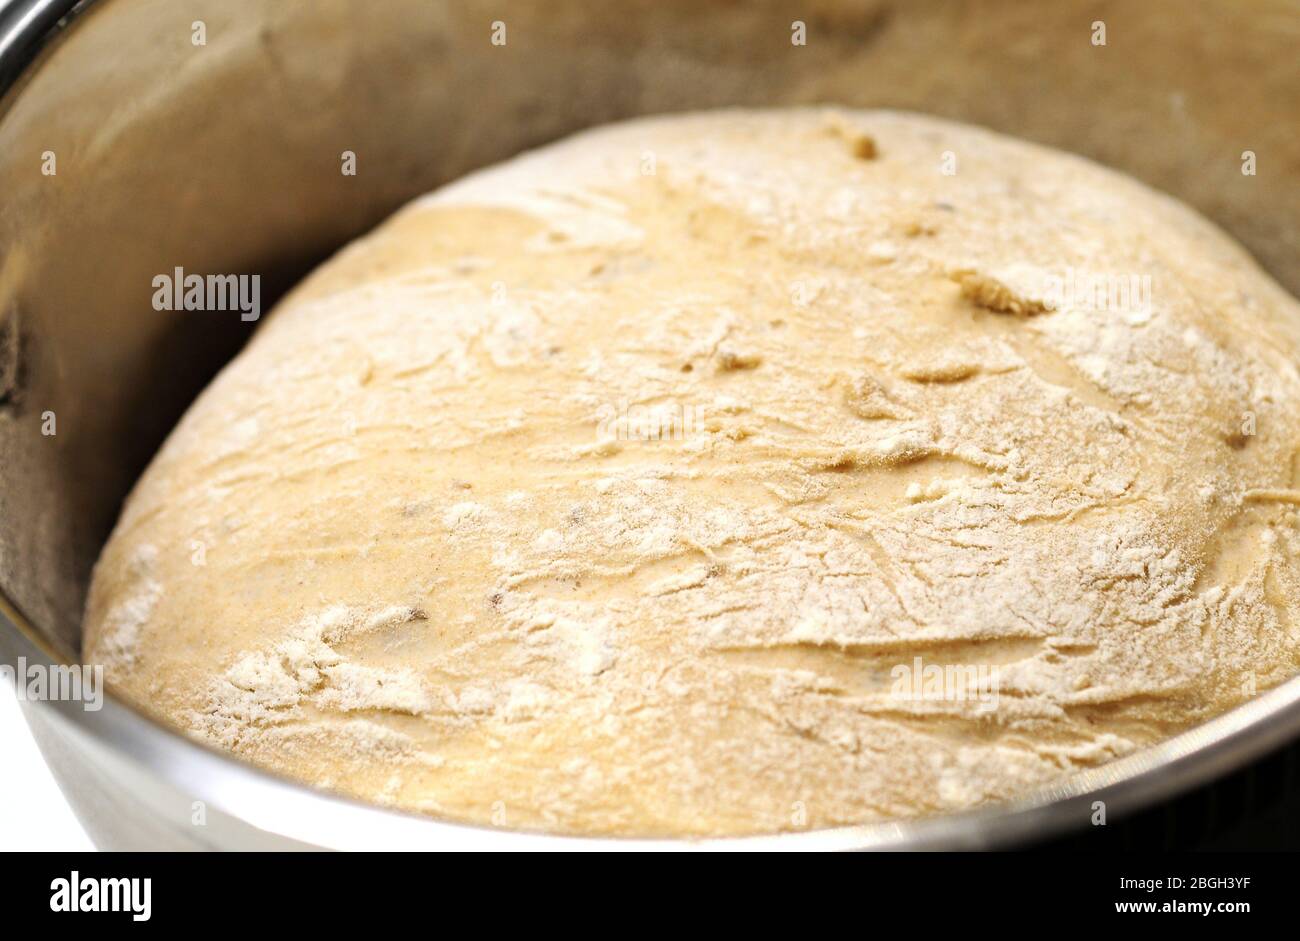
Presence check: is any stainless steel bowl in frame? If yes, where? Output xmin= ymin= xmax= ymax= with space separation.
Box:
xmin=2 ymin=0 xmax=1299 ymax=850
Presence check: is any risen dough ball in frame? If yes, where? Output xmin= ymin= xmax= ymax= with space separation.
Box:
xmin=85 ymin=110 xmax=1300 ymax=837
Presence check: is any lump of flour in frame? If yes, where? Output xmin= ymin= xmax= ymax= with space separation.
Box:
xmin=84 ymin=109 xmax=1300 ymax=837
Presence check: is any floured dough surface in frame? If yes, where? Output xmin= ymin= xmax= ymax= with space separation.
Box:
xmin=84 ymin=109 xmax=1300 ymax=837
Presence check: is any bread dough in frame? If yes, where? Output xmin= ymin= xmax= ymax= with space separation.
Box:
xmin=84 ymin=109 xmax=1300 ymax=836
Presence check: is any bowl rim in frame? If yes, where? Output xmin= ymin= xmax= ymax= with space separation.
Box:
xmin=4 ymin=0 xmax=1300 ymax=850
